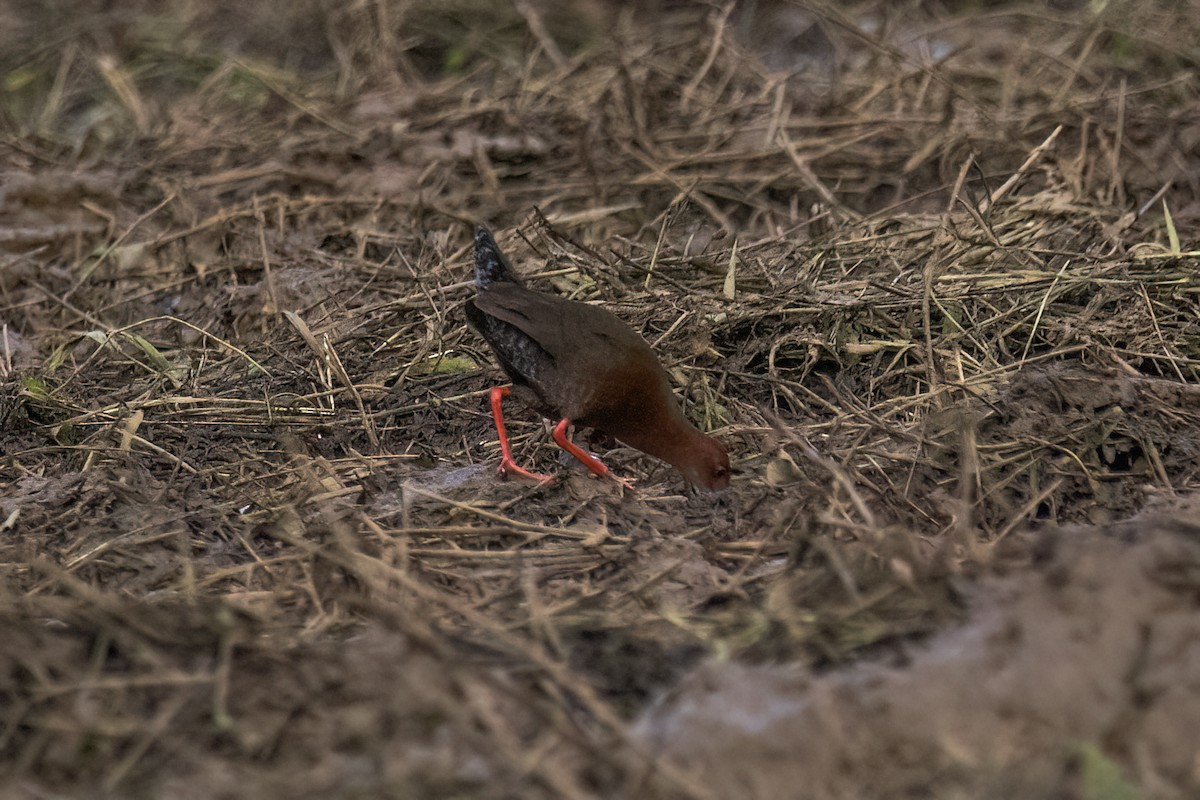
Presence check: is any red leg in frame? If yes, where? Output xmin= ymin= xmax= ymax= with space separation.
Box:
xmin=552 ymin=420 xmax=636 ymax=490
xmin=551 ymin=418 xmax=609 ymax=476
xmin=489 ymin=387 xmax=553 ymax=483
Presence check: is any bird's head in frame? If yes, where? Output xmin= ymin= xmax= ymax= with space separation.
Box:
xmin=677 ymin=434 xmax=731 ymax=492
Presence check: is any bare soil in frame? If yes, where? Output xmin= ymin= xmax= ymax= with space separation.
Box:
xmin=1 ymin=1 xmax=1199 ymax=798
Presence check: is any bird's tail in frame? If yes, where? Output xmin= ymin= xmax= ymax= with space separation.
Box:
xmin=474 ymin=227 xmax=523 ymax=288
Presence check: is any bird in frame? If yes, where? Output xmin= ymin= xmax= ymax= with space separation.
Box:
xmin=465 ymin=226 xmax=731 ymax=491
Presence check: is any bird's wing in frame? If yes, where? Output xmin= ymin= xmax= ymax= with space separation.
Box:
xmin=472 ymin=284 xmax=646 ymax=367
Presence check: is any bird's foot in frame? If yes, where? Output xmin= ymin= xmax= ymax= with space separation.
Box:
xmin=497 ymin=458 xmax=555 ymax=485
xmin=609 ymin=472 xmax=637 ymax=494
xmin=572 ymin=457 xmax=636 ymax=493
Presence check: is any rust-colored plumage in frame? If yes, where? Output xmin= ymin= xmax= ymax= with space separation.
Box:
xmin=465 ymin=227 xmax=730 ymax=491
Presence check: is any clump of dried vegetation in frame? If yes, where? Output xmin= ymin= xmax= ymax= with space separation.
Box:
xmin=1 ymin=0 xmax=1198 ymax=797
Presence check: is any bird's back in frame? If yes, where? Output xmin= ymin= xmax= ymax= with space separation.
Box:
xmin=468 ymin=283 xmax=674 ymax=426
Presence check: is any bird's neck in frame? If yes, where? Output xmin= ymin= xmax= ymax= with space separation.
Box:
xmin=617 ymin=407 xmax=710 ymax=474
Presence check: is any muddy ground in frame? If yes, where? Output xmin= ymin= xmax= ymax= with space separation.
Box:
xmin=2 ymin=1 xmax=1199 ymax=798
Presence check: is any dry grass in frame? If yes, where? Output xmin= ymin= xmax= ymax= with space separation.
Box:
xmin=1 ymin=0 xmax=1199 ymax=797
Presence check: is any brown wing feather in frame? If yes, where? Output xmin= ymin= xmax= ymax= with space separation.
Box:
xmin=472 ymin=285 xmax=647 ymax=365
xmin=471 ymin=284 xmax=678 ymax=427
